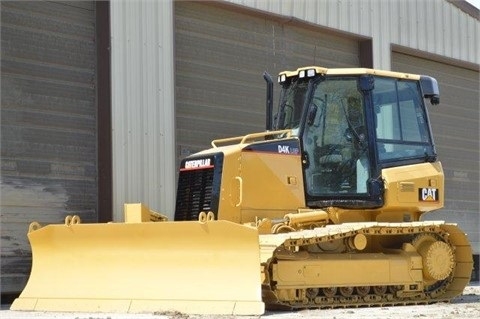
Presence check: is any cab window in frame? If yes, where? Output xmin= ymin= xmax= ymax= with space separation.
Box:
xmin=373 ymin=78 xmax=433 ymax=163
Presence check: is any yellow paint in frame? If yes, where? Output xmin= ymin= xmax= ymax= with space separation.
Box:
xmin=11 ymin=219 xmax=264 ymax=315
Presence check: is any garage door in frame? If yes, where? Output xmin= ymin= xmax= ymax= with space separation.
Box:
xmin=1 ymin=1 xmax=97 ymax=294
xmin=174 ymin=1 xmax=360 ymax=160
xmin=392 ymin=52 xmax=479 ymax=259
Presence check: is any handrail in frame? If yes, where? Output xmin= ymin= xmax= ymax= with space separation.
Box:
xmin=211 ymin=129 xmax=292 ymax=148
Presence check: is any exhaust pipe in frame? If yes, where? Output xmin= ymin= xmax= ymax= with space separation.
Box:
xmin=263 ymin=71 xmax=273 ymax=131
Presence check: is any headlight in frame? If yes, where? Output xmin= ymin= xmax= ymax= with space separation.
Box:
xmin=299 ymin=69 xmax=315 ymax=78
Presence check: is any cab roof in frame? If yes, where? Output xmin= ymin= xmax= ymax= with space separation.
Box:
xmin=278 ymin=66 xmax=421 ymax=81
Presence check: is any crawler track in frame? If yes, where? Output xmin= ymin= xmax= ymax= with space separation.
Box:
xmin=260 ymin=221 xmax=473 ymax=309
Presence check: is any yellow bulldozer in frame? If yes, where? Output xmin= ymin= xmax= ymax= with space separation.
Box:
xmin=12 ymin=66 xmax=473 ymax=315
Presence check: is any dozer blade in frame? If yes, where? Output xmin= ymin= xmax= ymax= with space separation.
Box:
xmin=11 ymin=220 xmax=264 ymax=315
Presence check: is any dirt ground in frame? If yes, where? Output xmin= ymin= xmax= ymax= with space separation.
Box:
xmin=1 ymin=284 xmax=479 ymax=319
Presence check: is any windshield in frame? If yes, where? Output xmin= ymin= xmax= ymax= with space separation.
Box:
xmin=302 ymin=77 xmax=370 ymax=196
xmin=275 ymin=78 xmax=309 ymax=133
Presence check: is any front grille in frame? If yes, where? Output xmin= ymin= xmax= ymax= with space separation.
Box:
xmin=174 ymin=154 xmax=222 ymax=221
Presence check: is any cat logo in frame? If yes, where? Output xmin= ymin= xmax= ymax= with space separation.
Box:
xmin=419 ymin=188 xmax=439 ymax=202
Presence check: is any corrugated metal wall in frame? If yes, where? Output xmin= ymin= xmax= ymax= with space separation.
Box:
xmin=175 ymin=1 xmax=361 ymax=158
xmin=110 ymin=0 xmax=176 ymax=220
xmin=0 ymin=1 xmax=97 ymax=294
xmin=392 ymin=51 xmax=480 ymax=256
xmin=109 ymin=0 xmax=362 ymax=221
xmin=225 ymin=0 xmax=479 ymax=69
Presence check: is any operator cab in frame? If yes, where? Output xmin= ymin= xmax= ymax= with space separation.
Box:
xmin=274 ymin=67 xmax=439 ymax=208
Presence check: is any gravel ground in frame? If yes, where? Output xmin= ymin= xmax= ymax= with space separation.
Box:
xmin=1 ymin=284 xmax=479 ymax=319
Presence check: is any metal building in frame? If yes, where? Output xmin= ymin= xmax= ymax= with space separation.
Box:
xmin=1 ymin=0 xmax=478 ymax=296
